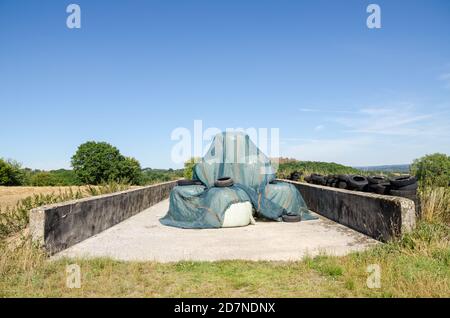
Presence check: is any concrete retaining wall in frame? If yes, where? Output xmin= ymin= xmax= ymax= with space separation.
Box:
xmin=29 ymin=178 xmax=416 ymax=254
xmin=284 ymin=180 xmax=416 ymax=241
xmin=30 ymin=181 xmax=177 ymax=254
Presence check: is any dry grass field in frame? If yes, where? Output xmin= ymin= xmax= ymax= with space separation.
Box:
xmin=0 ymin=186 xmax=86 ymax=210
xmin=0 ymin=186 xmax=141 ymax=210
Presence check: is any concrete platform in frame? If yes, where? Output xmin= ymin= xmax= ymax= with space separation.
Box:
xmin=54 ymin=199 xmax=379 ymax=262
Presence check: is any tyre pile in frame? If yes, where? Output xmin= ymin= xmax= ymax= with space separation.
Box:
xmin=303 ymin=173 xmax=418 ymax=201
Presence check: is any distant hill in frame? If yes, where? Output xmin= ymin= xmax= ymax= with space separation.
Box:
xmin=277 ymin=160 xmax=359 ymax=178
xmin=355 ymin=164 xmax=410 ymax=173
xmin=276 ymin=159 xmax=411 ymax=178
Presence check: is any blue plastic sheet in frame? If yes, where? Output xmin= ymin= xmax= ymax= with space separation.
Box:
xmin=160 ymin=132 xmax=316 ymax=229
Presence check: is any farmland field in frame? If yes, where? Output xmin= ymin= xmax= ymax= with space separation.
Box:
xmin=0 ymin=186 xmax=141 ymax=210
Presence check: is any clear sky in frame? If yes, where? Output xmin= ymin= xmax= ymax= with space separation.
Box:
xmin=1 ymin=0 xmax=449 ymax=170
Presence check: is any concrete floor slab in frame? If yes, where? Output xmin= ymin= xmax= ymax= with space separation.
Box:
xmin=54 ymin=199 xmax=379 ymax=262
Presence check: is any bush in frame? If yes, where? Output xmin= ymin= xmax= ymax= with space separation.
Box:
xmin=22 ymin=169 xmax=79 ymax=187
xmin=46 ymin=169 xmax=78 ymax=186
xmin=140 ymin=168 xmax=183 ymax=185
xmin=411 ymin=153 xmax=450 ymax=187
xmin=71 ymin=141 xmax=142 ymax=185
xmin=29 ymin=172 xmax=59 ymax=186
xmin=0 ymin=159 xmax=25 ymax=186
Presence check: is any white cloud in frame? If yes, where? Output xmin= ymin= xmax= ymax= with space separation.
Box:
xmin=299 ymin=107 xmax=355 ymax=114
xmin=282 ymin=133 xmax=450 ymax=166
xmin=298 ymin=102 xmax=450 ymax=138
xmin=298 ymin=108 xmax=318 ymax=112
xmin=314 ymin=125 xmax=324 ymax=131
xmin=334 ymin=104 xmax=435 ymax=136
xmin=286 ymin=102 xmax=450 ymax=165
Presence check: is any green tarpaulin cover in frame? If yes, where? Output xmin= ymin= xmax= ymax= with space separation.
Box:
xmin=160 ymin=132 xmax=317 ymax=229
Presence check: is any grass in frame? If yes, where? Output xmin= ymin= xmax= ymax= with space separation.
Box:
xmin=419 ymin=186 xmax=450 ymax=224
xmin=0 ymin=221 xmax=448 ymax=297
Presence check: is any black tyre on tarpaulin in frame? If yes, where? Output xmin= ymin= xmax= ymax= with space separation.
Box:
xmin=177 ymin=180 xmax=204 ymax=186
xmin=282 ymin=214 xmax=302 ymax=222
xmin=214 ymin=177 xmax=234 ymax=187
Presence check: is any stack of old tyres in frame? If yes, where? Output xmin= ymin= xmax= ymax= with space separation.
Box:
xmin=345 ymin=175 xmax=369 ymax=191
xmin=303 ymin=173 xmax=419 ymax=215
xmin=389 ymin=175 xmax=420 ymax=216
xmin=335 ymin=174 xmax=349 ymax=189
xmin=309 ymin=173 xmax=327 ymax=186
xmin=328 ymin=174 xmax=339 ymax=188
xmin=389 ymin=175 xmax=419 ymax=206
xmin=367 ymin=176 xmax=390 ymax=194
xmin=323 ymin=175 xmax=331 ymax=186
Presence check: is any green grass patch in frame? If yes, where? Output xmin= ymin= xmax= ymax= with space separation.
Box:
xmin=1 ymin=221 xmax=448 ymax=298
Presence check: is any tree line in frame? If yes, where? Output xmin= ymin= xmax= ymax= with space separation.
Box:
xmin=2 ymin=143 xmax=449 ymax=188
xmin=0 ymin=141 xmax=183 ymax=186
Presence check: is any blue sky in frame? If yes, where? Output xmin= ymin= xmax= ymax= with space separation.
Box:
xmin=1 ymin=0 xmax=449 ymax=169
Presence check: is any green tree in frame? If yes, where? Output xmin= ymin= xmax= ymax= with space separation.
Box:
xmin=411 ymin=153 xmax=450 ymax=187
xmin=0 ymin=159 xmax=25 ymax=186
xmin=118 ymin=157 xmax=142 ymax=185
xmin=71 ymin=141 xmax=142 ymax=185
